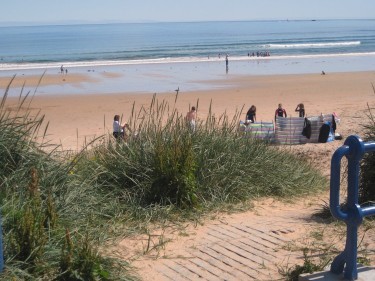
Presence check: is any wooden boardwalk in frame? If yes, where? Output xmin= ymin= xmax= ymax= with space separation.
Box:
xmin=130 ymin=209 xmax=313 ymax=281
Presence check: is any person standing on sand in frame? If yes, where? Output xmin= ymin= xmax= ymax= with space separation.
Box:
xmin=225 ymin=54 xmax=229 ymax=73
xmin=246 ymin=105 xmax=257 ymax=123
xmin=295 ymin=103 xmax=305 ymax=117
xmin=186 ymin=106 xmax=196 ymax=131
xmin=275 ymin=103 xmax=287 ymax=121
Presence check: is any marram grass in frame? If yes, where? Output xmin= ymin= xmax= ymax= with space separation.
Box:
xmin=0 ymin=83 xmax=327 ymax=280
xmin=0 ymin=82 xmax=135 ymax=280
xmin=77 ymin=93 xmax=327 ymax=217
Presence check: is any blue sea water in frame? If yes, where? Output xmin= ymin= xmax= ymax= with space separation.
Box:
xmin=0 ymin=20 xmax=375 ymax=94
xmin=1 ymin=20 xmax=375 ymax=66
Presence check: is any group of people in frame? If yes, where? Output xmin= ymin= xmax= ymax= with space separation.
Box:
xmin=247 ymin=51 xmax=271 ymax=57
xmin=60 ymin=65 xmax=68 ymax=75
xmin=245 ymin=103 xmax=305 ymax=123
xmin=113 ymin=103 xmax=306 ymax=140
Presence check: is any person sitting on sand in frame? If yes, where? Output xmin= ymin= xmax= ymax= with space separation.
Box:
xmin=186 ymin=106 xmax=196 ymax=131
xmin=113 ymin=114 xmax=131 ymax=140
xmin=295 ymin=103 xmax=305 ymax=117
xmin=275 ymin=103 xmax=287 ymax=121
xmin=246 ymin=105 xmax=257 ymax=123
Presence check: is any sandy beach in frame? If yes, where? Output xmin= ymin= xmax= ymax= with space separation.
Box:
xmin=2 ymin=68 xmax=375 ymax=279
xmin=1 ymin=70 xmax=374 ymax=151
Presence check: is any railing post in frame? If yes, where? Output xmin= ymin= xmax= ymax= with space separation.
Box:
xmin=330 ymin=135 xmax=375 ymax=280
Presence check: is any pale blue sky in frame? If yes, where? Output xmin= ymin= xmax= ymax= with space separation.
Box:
xmin=1 ymin=0 xmax=374 ymax=25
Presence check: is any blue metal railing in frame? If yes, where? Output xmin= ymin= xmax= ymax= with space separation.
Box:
xmin=330 ymin=135 xmax=375 ymax=280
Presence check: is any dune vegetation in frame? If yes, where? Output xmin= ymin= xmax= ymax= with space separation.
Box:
xmin=0 ymin=84 xmax=327 ymax=280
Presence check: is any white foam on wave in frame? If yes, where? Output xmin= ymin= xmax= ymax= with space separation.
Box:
xmin=1 ymin=51 xmax=375 ymax=71
xmin=266 ymin=41 xmax=361 ymax=49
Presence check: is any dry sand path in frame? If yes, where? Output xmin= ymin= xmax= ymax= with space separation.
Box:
xmin=125 ymin=198 xmax=327 ymax=280
xmin=118 ymin=194 xmax=374 ymax=280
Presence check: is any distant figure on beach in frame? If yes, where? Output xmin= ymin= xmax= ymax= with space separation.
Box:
xmin=113 ymin=114 xmax=131 ymax=140
xmin=225 ymin=54 xmax=229 ymax=73
xmin=321 ymin=70 xmax=326 ymax=75
xmin=275 ymin=103 xmax=287 ymax=120
xmin=295 ymin=103 xmax=305 ymax=117
xmin=246 ymin=105 xmax=257 ymax=123
xmin=186 ymin=106 xmax=196 ymax=131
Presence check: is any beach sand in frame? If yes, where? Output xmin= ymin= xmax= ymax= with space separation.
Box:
xmin=2 ymin=70 xmax=375 ymax=151
xmin=2 ymin=69 xmax=375 ymax=279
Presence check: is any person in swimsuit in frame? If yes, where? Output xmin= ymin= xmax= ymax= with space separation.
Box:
xmin=275 ymin=103 xmax=287 ymax=121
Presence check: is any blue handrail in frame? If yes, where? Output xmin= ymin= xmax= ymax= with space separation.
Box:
xmin=330 ymin=135 xmax=375 ymax=280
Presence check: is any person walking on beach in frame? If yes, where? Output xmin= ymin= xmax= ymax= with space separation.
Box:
xmin=295 ymin=103 xmax=305 ymax=117
xmin=186 ymin=106 xmax=196 ymax=132
xmin=275 ymin=103 xmax=287 ymax=121
xmin=246 ymin=105 xmax=257 ymax=123
xmin=225 ymin=54 xmax=229 ymax=73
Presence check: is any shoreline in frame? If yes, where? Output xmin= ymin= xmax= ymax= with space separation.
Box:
xmin=2 ymin=70 xmax=375 ymax=151
xmin=1 ymin=52 xmax=375 ymax=96
xmin=1 ymin=51 xmax=375 ymax=71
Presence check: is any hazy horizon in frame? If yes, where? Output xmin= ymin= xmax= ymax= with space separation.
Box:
xmin=1 ymin=0 xmax=373 ymax=27
xmin=1 ymin=17 xmax=374 ymax=28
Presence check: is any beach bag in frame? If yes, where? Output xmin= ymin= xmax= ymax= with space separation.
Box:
xmin=318 ymin=122 xmax=330 ymax=143
xmin=302 ymin=118 xmax=312 ymax=139
xmin=335 ymin=133 xmax=343 ymax=140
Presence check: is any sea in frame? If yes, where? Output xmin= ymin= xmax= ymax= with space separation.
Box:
xmin=1 ymin=19 xmax=375 ymax=94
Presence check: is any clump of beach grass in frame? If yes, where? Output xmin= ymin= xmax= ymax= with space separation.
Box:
xmin=359 ymin=86 xmax=375 ymax=205
xmin=76 ymin=94 xmax=327 ymax=223
xmin=0 ymin=80 xmax=135 ymax=280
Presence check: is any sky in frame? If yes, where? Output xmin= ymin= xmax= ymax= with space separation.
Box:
xmin=1 ymin=0 xmax=374 ymax=25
